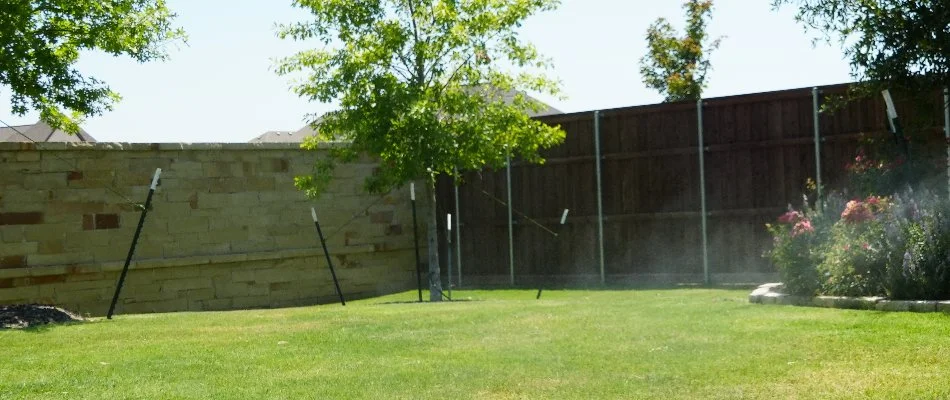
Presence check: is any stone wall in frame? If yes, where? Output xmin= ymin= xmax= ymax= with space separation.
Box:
xmin=0 ymin=142 xmax=424 ymax=316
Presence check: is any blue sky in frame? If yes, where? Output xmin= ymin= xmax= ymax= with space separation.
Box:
xmin=0 ymin=0 xmax=853 ymax=143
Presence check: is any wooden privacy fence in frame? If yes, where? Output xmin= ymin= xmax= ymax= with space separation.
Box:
xmin=435 ymin=84 xmax=950 ymax=286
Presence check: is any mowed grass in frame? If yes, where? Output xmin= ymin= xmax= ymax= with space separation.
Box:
xmin=3 ymin=289 xmax=950 ymax=399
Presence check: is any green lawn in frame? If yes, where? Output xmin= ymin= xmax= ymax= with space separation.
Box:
xmin=3 ymin=289 xmax=950 ymax=399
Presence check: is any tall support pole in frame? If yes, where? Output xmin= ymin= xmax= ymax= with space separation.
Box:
xmin=311 ymin=208 xmax=345 ymax=306
xmin=813 ymin=87 xmax=823 ymax=201
xmin=107 ymin=168 xmax=162 ymax=319
xmin=454 ymin=176 xmax=462 ymax=288
xmin=697 ymin=99 xmax=710 ymax=285
xmin=410 ymin=183 xmax=423 ymax=302
xmin=593 ymin=111 xmax=606 ymax=285
xmin=446 ymin=213 xmax=453 ymax=299
xmin=944 ymin=88 xmax=949 ymax=199
xmin=506 ymin=152 xmax=515 ymax=286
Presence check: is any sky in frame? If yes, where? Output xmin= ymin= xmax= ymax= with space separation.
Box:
xmin=0 ymin=0 xmax=854 ymax=143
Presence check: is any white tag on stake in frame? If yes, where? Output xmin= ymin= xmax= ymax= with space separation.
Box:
xmin=150 ymin=168 xmax=162 ymax=190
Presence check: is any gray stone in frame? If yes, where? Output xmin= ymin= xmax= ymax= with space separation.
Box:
xmin=875 ymin=300 xmax=913 ymax=312
xmin=937 ymin=301 xmax=950 ymax=313
xmin=749 ymin=283 xmax=785 ymax=304
xmin=761 ymin=292 xmax=787 ymax=305
xmin=858 ymin=297 xmax=885 ymax=309
xmin=780 ymin=295 xmax=810 ymax=306
xmin=760 ymin=282 xmax=785 ymax=291
xmin=812 ymin=296 xmax=841 ymax=308
xmin=908 ymin=301 xmax=938 ymax=313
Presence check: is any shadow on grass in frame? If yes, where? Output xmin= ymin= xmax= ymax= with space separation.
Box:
xmin=5 ymin=320 xmax=93 ymax=334
xmin=374 ymin=299 xmax=484 ymax=306
xmin=461 ymin=283 xmax=760 ymax=291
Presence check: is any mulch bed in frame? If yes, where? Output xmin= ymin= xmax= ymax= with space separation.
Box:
xmin=0 ymin=304 xmax=84 ymax=329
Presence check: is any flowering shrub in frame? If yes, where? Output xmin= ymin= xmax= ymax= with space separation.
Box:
xmin=765 ymin=194 xmax=840 ymax=296
xmin=845 ymin=140 xmax=909 ymax=197
xmin=818 ymin=200 xmax=890 ymax=296
xmin=767 ymin=188 xmax=950 ymax=300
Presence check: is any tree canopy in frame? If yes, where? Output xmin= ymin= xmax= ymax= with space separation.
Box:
xmin=0 ymin=0 xmax=184 ymax=132
xmin=277 ymin=0 xmax=565 ymax=300
xmin=774 ymin=0 xmax=950 ymax=92
xmin=639 ymin=0 xmax=721 ymax=102
xmin=276 ymin=0 xmax=565 ymax=196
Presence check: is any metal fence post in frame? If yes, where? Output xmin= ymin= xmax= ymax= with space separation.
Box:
xmin=454 ymin=177 xmax=462 ymax=288
xmin=944 ymin=87 xmax=949 ymax=199
xmin=813 ymin=87 xmax=823 ymax=201
xmin=107 ymin=168 xmax=162 ymax=319
xmin=507 ymin=152 xmax=515 ymax=286
xmin=593 ymin=110 xmax=606 ymax=285
xmin=697 ymin=99 xmax=710 ymax=285
xmin=410 ymin=183 xmax=423 ymax=302
xmin=447 ymin=213 xmax=453 ymax=299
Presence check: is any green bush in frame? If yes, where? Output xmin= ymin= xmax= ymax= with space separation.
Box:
xmin=882 ymin=191 xmax=950 ymax=300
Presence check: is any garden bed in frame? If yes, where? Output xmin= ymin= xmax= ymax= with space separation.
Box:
xmin=749 ymin=283 xmax=950 ymax=313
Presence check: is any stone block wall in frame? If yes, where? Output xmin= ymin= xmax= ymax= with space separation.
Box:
xmin=0 ymin=142 xmax=425 ymax=316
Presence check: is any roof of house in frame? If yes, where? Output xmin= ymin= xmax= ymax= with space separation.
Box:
xmin=247 ymin=130 xmax=310 ymax=143
xmin=249 ymin=90 xmax=561 ymax=143
xmin=473 ymin=88 xmax=562 ymax=118
xmin=0 ymin=121 xmax=96 ymax=143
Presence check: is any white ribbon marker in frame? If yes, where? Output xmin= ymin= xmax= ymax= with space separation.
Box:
xmin=150 ymin=168 xmax=162 ymax=190
xmin=311 ymin=207 xmax=318 ymax=223
xmin=560 ymin=209 xmax=570 ymax=225
xmin=447 ymin=213 xmax=452 ymax=231
xmin=410 ymin=182 xmax=416 ymax=201
xmin=882 ymin=89 xmax=899 ymax=133
xmin=882 ymin=90 xmax=898 ymax=120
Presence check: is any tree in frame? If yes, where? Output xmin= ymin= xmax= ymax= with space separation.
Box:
xmin=775 ymin=0 xmax=950 ymax=192
xmin=639 ymin=0 xmax=722 ymax=102
xmin=276 ymin=0 xmax=566 ymax=301
xmin=0 ymin=1 xmax=184 ymax=133
xmin=773 ymin=0 xmax=950 ymax=93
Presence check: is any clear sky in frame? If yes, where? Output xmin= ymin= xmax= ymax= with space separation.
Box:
xmin=0 ymin=0 xmax=853 ymax=143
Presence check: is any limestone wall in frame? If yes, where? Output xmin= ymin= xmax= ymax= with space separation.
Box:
xmin=0 ymin=142 xmax=424 ymax=315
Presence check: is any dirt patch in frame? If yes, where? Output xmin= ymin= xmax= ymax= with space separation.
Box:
xmin=1 ymin=304 xmax=84 ymax=329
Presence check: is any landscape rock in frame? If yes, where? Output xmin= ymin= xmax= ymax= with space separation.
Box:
xmin=908 ymin=301 xmax=938 ymax=313
xmin=750 ymin=285 xmax=943 ymax=314
xmin=875 ymin=300 xmax=912 ymax=312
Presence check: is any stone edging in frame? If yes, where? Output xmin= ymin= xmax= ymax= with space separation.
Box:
xmin=749 ymin=283 xmax=950 ymax=313
xmin=0 ymin=245 xmax=375 ymax=280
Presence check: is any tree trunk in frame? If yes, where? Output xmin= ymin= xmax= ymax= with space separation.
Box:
xmin=427 ymin=180 xmax=443 ymax=301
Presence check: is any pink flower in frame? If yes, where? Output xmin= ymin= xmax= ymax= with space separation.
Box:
xmin=791 ymin=219 xmax=814 ymax=237
xmin=841 ymin=200 xmax=873 ymax=223
xmin=862 ymin=243 xmax=870 ymax=250
xmin=778 ymin=210 xmax=804 ymax=224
